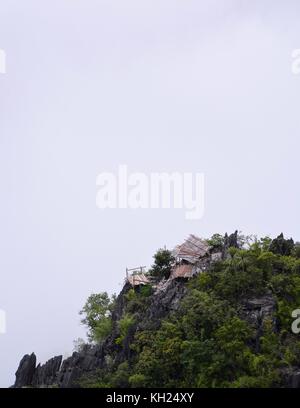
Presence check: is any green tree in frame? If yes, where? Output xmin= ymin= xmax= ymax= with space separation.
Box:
xmin=149 ymin=248 xmax=174 ymax=279
xmin=80 ymin=292 xmax=115 ymax=343
xmin=207 ymin=233 xmax=224 ymax=250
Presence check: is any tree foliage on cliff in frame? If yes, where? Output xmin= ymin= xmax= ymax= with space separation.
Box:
xmin=80 ymin=292 xmax=116 ymax=343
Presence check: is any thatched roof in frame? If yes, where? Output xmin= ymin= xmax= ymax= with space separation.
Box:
xmin=173 ymin=234 xmax=210 ymax=264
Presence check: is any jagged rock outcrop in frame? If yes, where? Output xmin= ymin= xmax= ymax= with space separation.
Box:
xmin=224 ymin=230 xmax=239 ymax=250
xmin=56 ymin=346 xmax=101 ymax=388
xmin=32 ymin=356 xmax=63 ymax=387
xmin=14 ymin=354 xmax=63 ymax=388
xmin=14 ymin=353 xmax=36 ymax=388
xmin=13 ymin=344 xmax=105 ymax=388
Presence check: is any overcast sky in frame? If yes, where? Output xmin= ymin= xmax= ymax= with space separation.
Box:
xmin=0 ymin=0 xmax=299 ymax=387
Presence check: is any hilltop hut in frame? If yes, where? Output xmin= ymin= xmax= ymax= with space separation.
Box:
xmin=170 ymin=234 xmax=210 ymax=280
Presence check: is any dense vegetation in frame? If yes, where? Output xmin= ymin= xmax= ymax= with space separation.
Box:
xmin=79 ymin=233 xmax=300 ymax=388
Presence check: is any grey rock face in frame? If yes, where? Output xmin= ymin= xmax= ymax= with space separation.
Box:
xmin=144 ymin=279 xmax=187 ymax=324
xmin=32 ymin=355 xmax=63 ymax=387
xmin=14 ymin=353 xmax=36 ymax=388
xmin=241 ymin=294 xmax=276 ymax=325
xmin=224 ymin=230 xmax=239 ymax=250
xmin=56 ymin=345 xmax=103 ymax=388
xmin=13 ymin=348 xmax=101 ymax=389
xmin=14 ymin=354 xmax=63 ymax=388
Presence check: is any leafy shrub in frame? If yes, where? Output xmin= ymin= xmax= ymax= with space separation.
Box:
xmin=207 ymin=233 xmax=224 ymax=250
xmin=115 ymin=313 xmax=136 ymax=346
xmin=129 ymin=373 xmax=147 ymax=388
xmin=139 ymin=284 xmax=153 ymax=297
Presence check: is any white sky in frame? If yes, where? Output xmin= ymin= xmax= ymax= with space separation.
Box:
xmin=0 ymin=0 xmax=300 ymax=387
